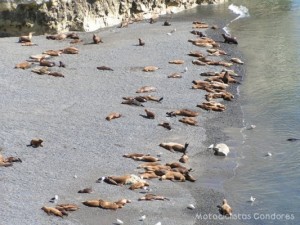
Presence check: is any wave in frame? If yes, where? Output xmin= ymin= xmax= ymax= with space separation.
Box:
xmin=223 ymin=4 xmax=250 ymax=34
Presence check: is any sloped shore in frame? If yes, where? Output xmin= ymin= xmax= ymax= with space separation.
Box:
xmin=0 ymin=6 xmax=245 ymax=225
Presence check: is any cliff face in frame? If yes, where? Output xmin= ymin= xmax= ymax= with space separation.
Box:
xmin=0 ymin=0 xmax=225 ymax=36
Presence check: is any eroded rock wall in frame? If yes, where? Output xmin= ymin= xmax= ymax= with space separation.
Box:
xmin=0 ymin=0 xmax=225 ymax=36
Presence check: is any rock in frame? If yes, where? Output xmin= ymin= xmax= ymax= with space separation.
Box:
xmin=213 ymin=143 xmax=230 ymax=156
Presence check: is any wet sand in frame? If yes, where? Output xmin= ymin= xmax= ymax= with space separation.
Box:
xmin=0 ymin=7 xmax=245 ymax=225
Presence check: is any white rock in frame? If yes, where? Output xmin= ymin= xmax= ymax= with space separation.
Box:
xmin=213 ymin=143 xmax=230 ymax=156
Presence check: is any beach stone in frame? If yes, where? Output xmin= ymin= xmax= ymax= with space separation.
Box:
xmin=213 ymin=143 xmax=230 ymax=156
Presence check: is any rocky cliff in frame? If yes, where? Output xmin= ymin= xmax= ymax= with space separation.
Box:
xmin=0 ymin=0 xmax=225 ymax=36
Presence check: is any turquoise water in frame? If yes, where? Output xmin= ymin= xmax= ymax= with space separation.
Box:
xmin=221 ymin=0 xmax=300 ymax=224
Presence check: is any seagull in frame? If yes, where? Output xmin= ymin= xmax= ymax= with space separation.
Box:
xmin=49 ymin=195 xmax=58 ymax=203
xmin=155 ymin=222 xmax=162 ymax=225
xmin=249 ymin=196 xmax=256 ymax=202
xmin=187 ymin=204 xmax=195 ymax=210
xmin=116 ymin=219 xmax=124 ymax=224
xmin=139 ymin=215 xmax=146 ymax=221
xmin=246 ymin=124 xmax=256 ymax=130
xmin=183 ymin=67 xmax=188 ymax=73
xmin=97 ymin=176 xmax=106 ymax=183
xmin=73 ymin=174 xmax=78 ymax=179
xmin=157 ymin=152 xmax=163 ymax=157
xmin=266 ymin=152 xmax=272 ymax=157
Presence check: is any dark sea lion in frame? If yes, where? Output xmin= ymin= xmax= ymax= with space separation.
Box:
xmin=190 ymin=30 xmax=206 ymax=37
xmin=66 ymin=33 xmax=80 ymax=39
xmin=61 ymin=46 xmax=79 ymax=54
xmin=188 ymin=51 xmax=205 ymax=58
xmin=93 ymin=34 xmax=103 ymax=44
xmin=40 ymin=57 xmax=55 ymax=67
xmin=163 ymin=20 xmax=171 ymax=26
xmin=287 ymin=138 xmax=300 ymax=142
xmin=222 ymin=33 xmax=238 ymax=44
xmin=47 ymin=72 xmax=64 ymax=78
xmin=27 ymin=138 xmax=43 ymax=148
xmin=122 ymin=99 xmax=144 ymax=107
xmin=78 ymin=188 xmax=93 ymax=193
xmin=97 ymin=66 xmax=113 ymax=71
xmin=144 ymin=109 xmax=155 ymax=119
xmin=158 ymin=122 xmax=171 ymax=130
xmin=59 ymin=61 xmax=66 ymax=68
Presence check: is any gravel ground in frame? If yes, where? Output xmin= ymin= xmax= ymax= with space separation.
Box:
xmin=0 ymin=7 xmax=246 ymax=225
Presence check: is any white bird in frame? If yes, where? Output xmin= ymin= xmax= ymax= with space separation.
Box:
xmin=187 ymin=204 xmax=195 ymax=210
xmin=266 ymin=152 xmax=272 ymax=157
xmin=208 ymin=144 xmax=214 ymax=149
xmin=183 ymin=67 xmax=188 ymax=73
xmin=74 ymin=174 xmax=78 ymax=179
xmin=170 ymin=28 xmax=176 ymax=33
xmin=157 ymin=152 xmax=163 ymax=157
xmin=49 ymin=195 xmax=59 ymax=203
xmin=97 ymin=176 xmax=106 ymax=183
xmin=116 ymin=219 xmax=124 ymax=224
xmin=155 ymin=222 xmax=161 ymax=225
xmin=139 ymin=215 xmax=146 ymax=221
xmin=249 ymin=196 xmax=256 ymax=202
xmin=167 ymin=32 xmax=172 ymax=36
xmin=246 ymin=124 xmax=256 ymax=130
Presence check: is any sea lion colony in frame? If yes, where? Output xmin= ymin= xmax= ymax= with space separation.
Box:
xmin=5 ymin=17 xmax=242 ymax=221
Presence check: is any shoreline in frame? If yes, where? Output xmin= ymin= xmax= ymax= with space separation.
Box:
xmin=0 ymin=5 xmax=245 ymax=225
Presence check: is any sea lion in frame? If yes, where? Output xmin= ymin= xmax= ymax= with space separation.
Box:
xmin=40 ymin=57 xmax=55 ymax=67
xmin=97 ymin=66 xmax=113 ymax=71
xmin=144 ymin=165 xmax=171 ymax=172
xmin=197 ymin=101 xmax=226 ymax=112
xmin=123 ymin=153 xmax=150 ymax=158
xmin=160 ymin=171 xmax=185 ymax=182
xmin=207 ymin=48 xmax=227 ymax=56
xmin=205 ymin=92 xmax=234 ymax=101
xmin=55 ymin=203 xmax=79 ymax=211
xmin=137 ymin=162 xmax=162 ymax=168
xmin=43 ymin=50 xmax=62 ymax=56
xmin=138 ymin=38 xmax=145 ymax=46
xmin=166 ymin=109 xmax=199 ymax=117
xmin=104 ymin=175 xmax=131 ymax=186
xmin=27 ymin=138 xmax=43 ymax=147
xmin=143 ymin=66 xmax=159 ymax=72
xmin=192 ymin=24 xmax=209 ymax=29
xmin=66 ymin=33 xmax=80 ymax=39
xmin=70 ymin=39 xmax=83 ymax=44
xmin=19 ymin=32 xmax=34 ymax=43
xmin=158 ymin=122 xmax=171 ymax=130
xmin=222 ymin=33 xmax=238 ymax=44
xmin=78 ymin=188 xmax=93 ymax=193
xmin=61 ymin=46 xmax=79 ymax=54
xmin=106 ymin=112 xmax=122 ymax=121
xmin=31 ymin=66 xmax=49 ymax=75
xmin=15 ymin=62 xmax=32 ymax=69
xmin=144 ymin=109 xmax=155 ymax=119
xmin=211 ymin=25 xmax=219 ymax=29
xmin=129 ymin=181 xmax=149 ymax=190
xmin=59 ymin=61 xmax=66 ymax=68
xmin=82 ymin=200 xmax=100 ymax=207
xmin=169 ymin=60 xmax=184 ymax=64
xmin=139 ymin=171 xmax=159 ymax=179
xmin=179 ymin=117 xmax=198 ymax=126
xmin=140 ymin=95 xmax=163 ymax=103
xmin=149 ymin=17 xmax=158 ymax=24
xmin=190 ymin=30 xmax=206 ymax=37
xmin=168 ymin=73 xmax=182 ymax=78
xmin=188 ymin=51 xmax=205 ymax=58
xmin=138 ymin=194 xmax=169 ymax=201
xmin=21 ymin=42 xmax=37 ymax=46
xmin=287 ymin=138 xmax=300 ymax=142
xmin=122 ymin=99 xmax=144 ymax=107
xmin=134 ymin=155 xmax=161 ymax=162
xmin=136 ymin=86 xmax=157 ymax=93
xmin=179 ymin=154 xmax=189 ymax=163
xmin=93 ymin=34 xmax=103 ymax=44
xmin=46 ymin=33 xmax=67 ymax=40
xmin=48 ymin=72 xmax=64 ymax=78
xmin=192 ymin=60 xmax=206 ymax=66
xmin=41 ymin=206 xmax=64 ymax=217
xmin=218 ymin=199 xmax=233 ymax=216
xmin=163 ymin=20 xmax=171 ymax=26
xmin=159 ymin=142 xmax=189 ymax=153
xmin=231 ymin=57 xmax=244 ymax=64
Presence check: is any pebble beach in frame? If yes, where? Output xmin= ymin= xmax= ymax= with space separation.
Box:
xmin=0 ymin=6 xmax=246 ymax=225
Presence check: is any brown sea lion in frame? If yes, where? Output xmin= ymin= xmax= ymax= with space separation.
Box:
xmin=218 ymin=199 xmax=233 ymax=216
xmin=93 ymin=34 xmax=103 ymax=44
xmin=41 ymin=206 xmax=64 ymax=217
xmin=46 ymin=33 xmax=67 ymax=40
xmin=47 ymin=72 xmax=64 ymax=78
xmin=129 ymin=181 xmax=149 ymax=190
xmin=97 ymin=66 xmax=113 ymax=71
xmin=179 ymin=117 xmax=198 ymax=126
xmin=143 ymin=66 xmax=159 ymax=72
xmin=231 ymin=57 xmax=244 ymax=64
xmin=61 ymin=46 xmax=79 ymax=54
xmin=192 ymin=60 xmax=206 ymax=66
xmin=160 ymin=171 xmax=185 ymax=182
xmin=123 ymin=153 xmax=150 ymax=159
xmin=179 ymin=153 xmax=189 ymax=163
xmin=121 ymin=99 xmax=144 ymax=107
xmin=15 ymin=62 xmax=32 ymax=69
xmin=66 ymin=33 xmax=80 ymax=39
xmin=159 ymin=142 xmax=189 ymax=153
xmin=104 ymin=175 xmax=131 ymax=186
xmin=197 ymin=101 xmax=226 ymax=112
xmin=78 ymin=188 xmax=93 ymax=194
xmin=139 ymin=171 xmax=159 ymax=179
xmin=19 ymin=32 xmax=34 ymax=43
xmin=134 ymin=155 xmax=161 ymax=162
xmin=106 ymin=112 xmax=122 ymax=121
xmin=82 ymin=200 xmax=100 ymax=207
xmin=136 ymin=86 xmax=157 ymax=93
xmin=43 ymin=50 xmax=62 ymax=56
xmin=144 ymin=109 xmax=155 ymax=119
xmin=169 ymin=60 xmax=184 ymax=64
xmin=138 ymin=38 xmax=145 ymax=46
xmin=55 ymin=203 xmax=79 ymax=211
xmin=40 ymin=57 xmax=55 ymax=67
xmin=166 ymin=109 xmax=199 ymax=117
xmin=205 ymin=92 xmax=234 ymax=101
xmin=192 ymin=24 xmax=209 ymax=29
xmin=188 ymin=51 xmax=205 ymax=58
xmin=27 ymin=138 xmax=43 ymax=148
xmin=222 ymin=33 xmax=238 ymax=44
xmin=138 ymin=194 xmax=169 ymax=201
xmin=70 ymin=39 xmax=83 ymax=44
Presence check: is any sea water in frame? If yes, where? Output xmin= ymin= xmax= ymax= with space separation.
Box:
xmin=220 ymin=1 xmax=300 ymax=224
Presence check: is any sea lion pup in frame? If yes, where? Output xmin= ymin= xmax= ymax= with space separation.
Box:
xmin=27 ymin=138 xmax=43 ymax=148
xmin=97 ymin=66 xmax=113 ymax=71
xmin=143 ymin=66 xmax=159 ymax=72
xmin=211 ymin=25 xmax=219 ymax=29
xmin=188 ymin=51 xmax=205 ymax=58
xmin=136 ymin=86 xmax=157 ymax=93
xmin=205 ymin=92 xmax=234 ymax=101
xmin=59 ymin=61 xmax=66 ymax=68
xmin=166 ymin=109 xmax=199 ymax=117
xmin=138 ymin=194 xmax=170 ymax=201
xmin=47 ymin=72 xmax=65 ymax=78
xmin=61 ymin=46 xmax=79 ymax=54
xmin=218 ymin=199 xmax=233 ymax=216
xmin=141 ymin=95 xmax=163 ymax=103
xmin=104 ymin=175 xmax=131 ymax=186
xmin=160 ymin=171 xmax=186 ymax=182
xmin=129 ymin=181 xmax=149 ymax=190
xmin=93 ymin=34 xmax=103 ymax=44
xmin=190 ymin=30 xmax=206 ymax=37
xmin=121 ymin=99 xmax=144 ymax=107
xmin=39 ymin=57 xmax=55 ymax=67
xmin=15 ymin=61 xmax=32 ymax=69
xmin=144 ymin=109 xmax=155 ymax=119
xmin=179 ymin=153 xmax=189 ymax=163
xmin=43 ymin=50 xmax=62 ymax=56
xmin=41 ymin=206 xmax=64 ymax=217
xmin=222 ymin=33 xmax=238 ymax=44
xmin=169 ymin=60 xmax=184 ymax=64
xmin=106 ymin=112 xmax=122 ymax=121
xmin=159 ymin=142 xmax=189 ymax=153
xmin=138 ymin=38 xmax=145 ymax=46
xmin=66 ymin=32 xmax=79 ymax=39
xmin=78 ymin=188 xmax=93 ymax=193
xmin=158 ymin=122 xmax=171 ymax=130
xmin=19 ymin=32 xmax=34 ymax=43
xmin=179 ymin=117 xmax=198 ymax=126
xmin=231 ymin=57 xmax=244 ymax=64
xmin=207 ymin=48 xmax=227 ymax=56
